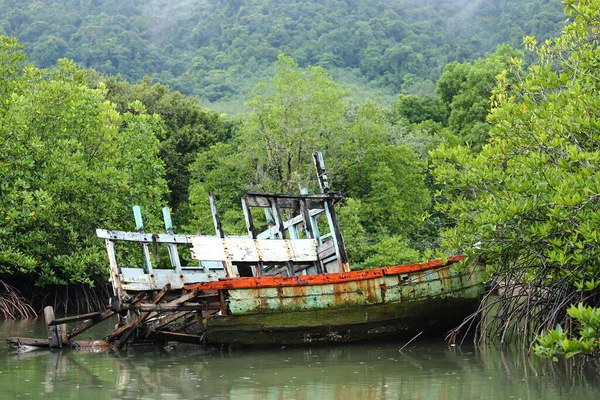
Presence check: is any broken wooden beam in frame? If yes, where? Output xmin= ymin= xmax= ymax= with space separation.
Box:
xmin=134 ymin=303 xmax=217 ymax=312
xmin=47 ymin=311 xmax=106 ymax=326
xmin=6 ymin=337 xmax=50 ymax=347
xmin=106 ymin=288 xmax=200 ymax=344
xmin=168 ymin=314 xmax=202 ymax=333
xmin=113 ymin=284 xmax=174 ymax=345
xmin=152 ymin=283 xmax=172 ymax=303
xmin=67 ymin=309 xmax=116 ymax=339
xmin=5 ymin=337 xmax=110 ymax=349
xmin=147 ymin=311 xmax=192 ymax=331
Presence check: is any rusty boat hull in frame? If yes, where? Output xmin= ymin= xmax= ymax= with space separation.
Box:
xmin=187 ymin=257 xmax=485 ymax=345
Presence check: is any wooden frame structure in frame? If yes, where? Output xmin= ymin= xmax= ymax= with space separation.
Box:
xmin=7 ymin=152 xmax=352 ymax=349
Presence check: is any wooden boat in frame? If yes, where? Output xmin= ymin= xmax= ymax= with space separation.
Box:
xmin=7 ymin=153 xmax=484 ymax=349
xmin=184 ymin=256 xmax=483 ymax=345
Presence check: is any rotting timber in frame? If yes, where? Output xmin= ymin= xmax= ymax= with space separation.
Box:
xmin=6 ymin=152 xmax=485 ymax=349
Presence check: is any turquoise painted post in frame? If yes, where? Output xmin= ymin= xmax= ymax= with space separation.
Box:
xmin=133 ymin=205 xmax=144 ymax=231
xmin=132 ymin=205 xmax=153 ymax=274
xmin=263 ymin=208 xmax=276 ymax=239
xmin=288 ymin=224 xmax=299 ymax=239
xmin=162 ymin=206 xmax=173 ymax=231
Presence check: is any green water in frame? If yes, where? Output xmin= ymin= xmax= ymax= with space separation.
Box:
xmin=1 ymin=320 xmax=599 ymax=399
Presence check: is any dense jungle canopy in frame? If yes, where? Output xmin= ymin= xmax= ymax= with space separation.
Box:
xmin=0 ymin=0 xmax=566 ymax=113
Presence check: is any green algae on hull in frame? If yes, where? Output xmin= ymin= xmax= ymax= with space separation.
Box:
xmin=204 ymin=264 xmax=485 ymax=345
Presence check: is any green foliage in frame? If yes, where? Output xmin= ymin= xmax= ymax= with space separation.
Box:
xmin=0 ymin=37 xmax=27 ymax=101
xmin=0 ymin=0 xmax=567 ymax=112
xmin=0 ymin=38 xmax=167 ymax=286
xmin=91 ymin=75 xmax=232 ymax=217
xmin=431 ymin=0 xmax=600 ymax=282
xmin=244 ymin=54 xmax=348 ymax=194
xmin=435 ymin=45 xmax=524 ymax=149
xmin=341 ymin=145 xmax=431 ymax=241
xmin=185 ymin=142 xmax=250 ymax=236
xmin=534 ymin=303 xmax=600 ymax=360
xmin=430 ymin=0 xmax=600 ymax=340
xmin=389 ymin=94 xmax=447 ymax=125
xmin=338 ymin=199 xmax=421 ymax=269
xmin=188 ymin=56 xmax=431 ymax=267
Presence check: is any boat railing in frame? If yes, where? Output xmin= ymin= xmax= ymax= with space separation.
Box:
xmin=95 ymin=151 xmax=350 ymax=313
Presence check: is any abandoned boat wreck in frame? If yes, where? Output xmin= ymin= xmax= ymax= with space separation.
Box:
xmin=7 ymin=153 xmax=485 ymax=349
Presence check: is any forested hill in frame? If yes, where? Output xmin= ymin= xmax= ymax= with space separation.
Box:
xmin=1 ymin=0 xmax=565 ymax=112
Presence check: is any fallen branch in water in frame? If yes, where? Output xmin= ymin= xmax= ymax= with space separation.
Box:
xmin=399 ymin=331 xmax=422 ymax=352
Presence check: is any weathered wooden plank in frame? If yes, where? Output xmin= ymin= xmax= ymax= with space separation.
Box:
xmin=170 ymin=313 xmax=203 ymax=333
xmin=241 ymin=197 xmax=265 ymax=276
xmin=256 ymin=208 xmax=323 ymax=239
xmin=6 ymin=337 xmax=50 ymax=347
xmin=118 ymin=268 xmax=226 ymax=291
xmin=114 ymin=285 xmax=171 ymax=345
xmin=209 ymin=193 xmax=236 ymax=277
xmin=241 ymin=197 xmax=257 ymax=239
xmin=190 ymin=237 xmax=228 ymax=261
xmin=270 ymin=197 xmax=286 ymax=240
xmin=135 ymin=303 xmax=209 ymax=312
xmin=108 ymin=285 xmax=186 ymax=344
xmin=246 ymin=192 xmax=343 ymax=200
xmin=105 ymin=239 xmax=123 ymax=308
xmin=190 ymin=237 xmax=318 ymax=263
xmin=244 ymin=193 xmax=343 ymax=208
xmin=209 ymin=192 xmax=225 ymax=238
xmin=317 ymin=240 xmax=336 ymax=262
xmin=96 ymin=229 xmax=193 ymax=243
xmin=48 ymin=311 xmax=105 ymax=326
xmin=147 ymin=311 xmax=192 ymax=331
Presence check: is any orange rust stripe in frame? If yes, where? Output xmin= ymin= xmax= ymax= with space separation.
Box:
xmin=184 ymin=256 xmax=464 ymax=291
xmin=382 ymin=255 xmax=464 ymax=275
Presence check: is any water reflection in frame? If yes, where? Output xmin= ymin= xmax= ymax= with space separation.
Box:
xmin=1 ymin=320 xmax=599 ymax=399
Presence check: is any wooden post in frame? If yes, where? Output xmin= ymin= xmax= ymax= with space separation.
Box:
xmin=44 ymin=306 xmax=66 ymax=348
xmin=313 ymin=152 xmax=330 ymax=194
xmin=241 ymin=197 xmax=256 ymax=238
xmin=209 ymin=192 xmax=225 ymax=238
xmin=105 ymin=239 xmax=123 ymax=311
xmin=299 ymin=192 xmax=323 ymax=274
xmin=242 ymin=197 xmax=263 ymax=277
xmin=218 ymin=290 xmax=226 ymax=315
xmin=209 ymin=193 xmax=236 ymax=277
xmin=269 ymin=198 xmax=294 ymax=276
xmin=270 ymin=198 xmax=286 ymax=240
xmin=162 ymin=207 xmax=182 ymax=274
xmin=313 ymin=152 xmax=350 ymax=273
